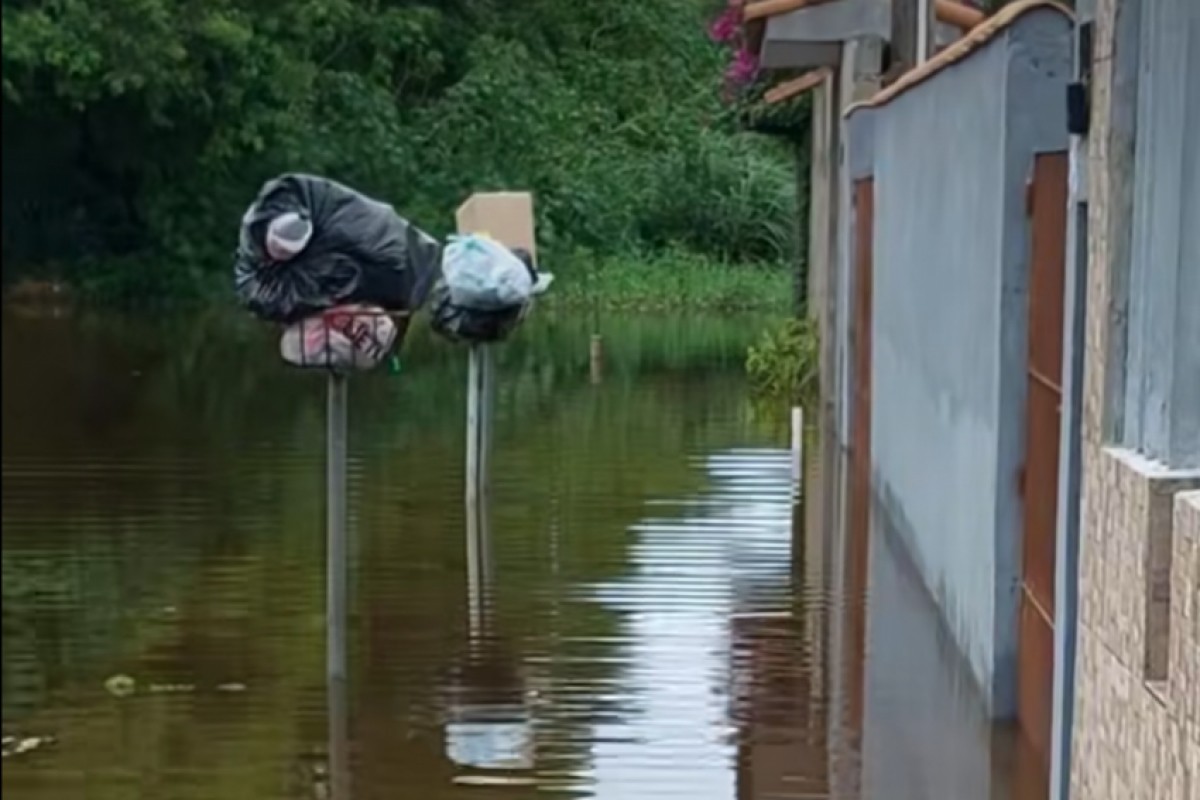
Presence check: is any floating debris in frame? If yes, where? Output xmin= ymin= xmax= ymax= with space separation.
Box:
xmin=2 ymin=735 xmax=57 ymax=759
xmin=105 ymin=675 xmax=137 ymax=697
xmin=452 ymin=775 xmax=538 ymax=787
xmin=104 ymin=675 xmax=248 ymax=697
xmin=294 ymin=755 xmax=331 ymax=800
xmin=148 ymin=683 xmax=197 ymax=694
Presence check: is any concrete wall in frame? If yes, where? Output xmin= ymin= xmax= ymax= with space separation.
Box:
xmin=1069 ymin=0 xmax=1200 ymax=798
xmin=843 ymin=7 xmax=1072 ymax=716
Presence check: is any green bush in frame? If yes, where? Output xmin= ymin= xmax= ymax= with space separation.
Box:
xmin=744 ymin=317 xmax=820 ymax=406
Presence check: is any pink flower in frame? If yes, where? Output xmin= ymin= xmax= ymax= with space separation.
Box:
xmin=724 ymin=47 xmax=759 ymax=86
xmin=708 ymin=9 xmax=739 ymax=43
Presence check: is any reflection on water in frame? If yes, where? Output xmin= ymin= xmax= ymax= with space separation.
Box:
xmin=809 ymin=418 xmax=1050 ymax=800
xmin=577 ymin=449 xmax=797 ymax=798
xmin=1 ymin=310 xmax=795 ymax=799
xmin=2 ymin=309 xmax=1041 ymax=799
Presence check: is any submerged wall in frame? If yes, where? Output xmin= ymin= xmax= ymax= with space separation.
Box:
xmin=860 ymin=505 xmax=1005 ymax=800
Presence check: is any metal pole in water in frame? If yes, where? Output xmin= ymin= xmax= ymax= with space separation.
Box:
xmin=327 ymin=656 xmax=350 ymax=800
xmin=465 ymin=344 xmax=495 ymax=646
xmin=326 ymin=370 xmax=350 ymax=798
xmin=327 ymin=371 xmax=349 ymax=679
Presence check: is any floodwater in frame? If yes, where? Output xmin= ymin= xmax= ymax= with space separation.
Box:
xmin=1 ymin=308 xmax=1045 ymax=799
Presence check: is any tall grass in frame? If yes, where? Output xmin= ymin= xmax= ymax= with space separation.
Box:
xmin=548 ymin=248 xmax=791 ymax=312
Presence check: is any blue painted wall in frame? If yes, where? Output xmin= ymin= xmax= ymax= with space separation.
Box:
xmin=1120 ymin=0 xmax=1200 ymax=470
xmin=843 ymin=7 xmax=1073 ymax=716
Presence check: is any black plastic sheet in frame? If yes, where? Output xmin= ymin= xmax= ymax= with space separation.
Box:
xmin=234 ymin=174 xmax=441 ymax=324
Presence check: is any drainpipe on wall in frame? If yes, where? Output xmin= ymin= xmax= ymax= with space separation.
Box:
xmin=1050 ymin=6 xmax=1099 ymax=800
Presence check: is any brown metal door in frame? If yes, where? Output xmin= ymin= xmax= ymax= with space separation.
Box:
xmin=1018 ymin=151 xmax=1068 ymax=770
xmin=844 ymin=178 xmax=874 ymax=737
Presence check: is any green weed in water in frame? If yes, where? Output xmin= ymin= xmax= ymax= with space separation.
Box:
xmin=744 ymin=317 xmax=820 ymax=407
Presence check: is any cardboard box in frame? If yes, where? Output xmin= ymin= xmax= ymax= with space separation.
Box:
xmin=455 ymin=192 xmax=537 ymax=267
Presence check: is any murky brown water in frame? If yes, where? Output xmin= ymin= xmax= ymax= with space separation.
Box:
xmin=2 ymin=309 xmax=1043 ymax=799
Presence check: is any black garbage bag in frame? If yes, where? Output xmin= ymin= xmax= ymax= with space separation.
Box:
xmin=234 ymin=174 xmax=442 ymax=324
xmin=428 ymin=246 xmax=542 ymax=344
xmin=428 ymin=280 xmax=530 ymax=344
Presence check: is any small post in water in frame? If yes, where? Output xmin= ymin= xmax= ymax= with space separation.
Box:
xmin=791 ymin=405 xmax=805 ymax=484
xmin=589 ymin=334 xmax=604 ymax=385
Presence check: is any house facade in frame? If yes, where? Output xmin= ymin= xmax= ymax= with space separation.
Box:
xmin=742 ymin=0 xmax=1199 ymax=798
xmin=1064 ymin=1 xmax=1199 ymax=799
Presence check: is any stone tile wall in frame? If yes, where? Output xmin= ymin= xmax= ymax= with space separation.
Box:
xmin=1072 ymin=454 xmax=1197 ymax=800
xmin=1169 ymin=494 xmax=1199 ymax=738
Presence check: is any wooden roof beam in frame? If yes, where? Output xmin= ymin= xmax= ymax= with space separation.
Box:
xmin=763 ymin=68 xmax=833 ymax=104
xmin=744 ymin=0 xmax=987 ymax=32
xmin=744 ymin=0 xmax=840 ymax=24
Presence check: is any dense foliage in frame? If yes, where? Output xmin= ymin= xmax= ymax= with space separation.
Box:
xmin=2 ymin=0 xmax=800 ymax=304
xmin=745 ymin=317 xmax=819 ymax=407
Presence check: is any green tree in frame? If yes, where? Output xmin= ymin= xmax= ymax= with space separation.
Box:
xmin=2 ymin=0 xmax=798 ymax=304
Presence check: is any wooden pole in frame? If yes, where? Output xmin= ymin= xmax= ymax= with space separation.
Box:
xmin=589 ymin=334 xmax=604 ymax=384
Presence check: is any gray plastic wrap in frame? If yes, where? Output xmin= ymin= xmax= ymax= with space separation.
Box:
xmin=428 ymin=246 xmax=544 ymax=344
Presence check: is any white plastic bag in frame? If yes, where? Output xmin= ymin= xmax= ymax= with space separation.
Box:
xmin=442 ymin=234 xmax=535 ymax=310
xmin=279 ymin=304 xmax=399 ymax=370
